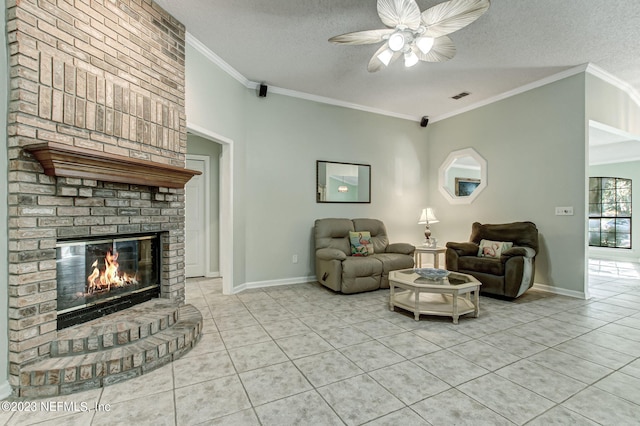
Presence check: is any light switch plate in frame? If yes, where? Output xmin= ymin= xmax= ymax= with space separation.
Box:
xmin=555 ymin=206 xmax=574 ymax=216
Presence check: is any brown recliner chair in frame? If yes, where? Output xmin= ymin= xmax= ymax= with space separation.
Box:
xmin=445 ymin=222 xmax=538 ymax=298
xmin=314 ymin=218 xmax=415 ymax=294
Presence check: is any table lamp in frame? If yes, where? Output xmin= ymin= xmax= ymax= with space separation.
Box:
xmin=418 ymin=208 xmax=439 ymax=246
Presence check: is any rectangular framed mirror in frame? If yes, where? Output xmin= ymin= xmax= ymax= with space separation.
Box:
xmin=316 ymin=160 xmax=371 ymax=203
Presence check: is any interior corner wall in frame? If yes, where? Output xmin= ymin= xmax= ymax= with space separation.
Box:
xmin=185 ymin=40 xmax=430 ymax=289
xmin=585 ymin=73 xmax=640 ymax=264
xmin=589 ymin=161 xmax=640 ymax=262
xmin=428 ymin=74 xmax=587 ymax=295
xmin=586 ymin=73 xmax=640 ymax=135
xmin=1 ymin=0 xmax=10 ymax=400
xmin=185 ymin=42 xmax=248 ymax=287
xmin=243 ymin=93 xmax=428 ymax=284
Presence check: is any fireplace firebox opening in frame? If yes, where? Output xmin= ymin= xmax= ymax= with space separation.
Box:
xmin=56 ymin=233 xmax=162 ymax=330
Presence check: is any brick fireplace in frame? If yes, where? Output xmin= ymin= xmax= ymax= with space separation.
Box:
xmin=6 ymin=0 xmax=200 ymax=396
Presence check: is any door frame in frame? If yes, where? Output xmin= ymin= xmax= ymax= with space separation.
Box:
xmin=186 ymin=154 xmax=211 ymax=278
xmin=187 ymin=123 xmax=234 ymax=295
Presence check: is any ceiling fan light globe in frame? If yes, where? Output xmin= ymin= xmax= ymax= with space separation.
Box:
xmin=416 ymin=36 xmax=435 ymax=54
xmin=404 ymin=51 xmax=419 ymax=67
xmin=388 ymin=32 xmax=405 ymax=51
xmin=377 ymin=48 xmax=394 ymax=66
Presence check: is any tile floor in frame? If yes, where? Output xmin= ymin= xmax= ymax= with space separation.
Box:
xmin=3 ymin=259 xmax=640 ymax=425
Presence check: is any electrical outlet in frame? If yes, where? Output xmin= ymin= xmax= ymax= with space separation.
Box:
xmin=555 ymin=206 xmax=574 ymax=216
xmin=292 ymin=254 xmax=298 ymax=264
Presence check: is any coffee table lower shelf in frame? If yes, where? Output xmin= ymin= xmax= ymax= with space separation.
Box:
xmin=390 ymin=290 xmax=477 ymax=324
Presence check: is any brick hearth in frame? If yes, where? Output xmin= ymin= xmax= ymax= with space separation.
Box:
xmin=6 ymin=0 xmax=197 ymax=396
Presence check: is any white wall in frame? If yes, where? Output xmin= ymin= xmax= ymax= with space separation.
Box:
xmin=187 ymin=134 xmax=221 ymax=274
xmin=428 ymin=74 xmax=587 ymax=296
xmin=589 ymin=161 xmax=640 ymax=262
xmin=186 ymin=39 xmax=429 ymax=289
xmin=243 ymin=93 xmax=428 ymax=284
xmin=185 ymin=41 xmax=248 ymax=286
xmin=1 ymin=0 xmax=11 ymax=400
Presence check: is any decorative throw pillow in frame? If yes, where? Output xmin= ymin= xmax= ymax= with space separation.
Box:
xmin=349 ymin=231 xmax=374 ymax=256
xmin=477 ymin=239 xmax=513 ymax=258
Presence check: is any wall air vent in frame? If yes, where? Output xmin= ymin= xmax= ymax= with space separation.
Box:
xmin=451 ymin=92 xmax=470 ymax=100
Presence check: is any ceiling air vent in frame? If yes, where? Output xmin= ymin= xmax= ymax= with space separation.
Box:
xmin=451 ymin=92 xmax=470 ymax=100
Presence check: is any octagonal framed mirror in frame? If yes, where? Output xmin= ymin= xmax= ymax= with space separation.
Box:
xmin=438 ymin=148 xmax=487 ymax=204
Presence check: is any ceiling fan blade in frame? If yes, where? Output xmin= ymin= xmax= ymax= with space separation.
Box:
xmin=368 ymin=43 xmax=401 ymax=73
xmin=415 ymin=35 xmax=456 ymax=62
xmin=329 ymin=29 xmax=394 ymax=45
xmin=377 ymin=0 xmax=421 ymax=29
xmin=421 ymin=0 xmax=490 ymax=38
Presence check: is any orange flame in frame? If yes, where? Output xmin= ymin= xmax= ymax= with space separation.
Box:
xmin=87 ymin=249 xmax=138 ymax=293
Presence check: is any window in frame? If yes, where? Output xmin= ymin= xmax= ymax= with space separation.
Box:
xmin=589 ymin=177 xmax=632 ymax=248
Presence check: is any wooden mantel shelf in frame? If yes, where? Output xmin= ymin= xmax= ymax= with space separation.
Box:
xmin=24 ymin=142 xmax=201 ymax=189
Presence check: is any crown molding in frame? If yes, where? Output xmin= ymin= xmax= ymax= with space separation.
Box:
xmin=186 ymin=33 xmax=420 ymax=122
xmin=585 ymin=63 xmax=640 ymax=107
xmin=430 ymin=64 xmax=591 ymax=123
xmin=186 ymin=33 xmax=639 ymax=126
xmin=186 ymin=32 xmax=250 ymax=87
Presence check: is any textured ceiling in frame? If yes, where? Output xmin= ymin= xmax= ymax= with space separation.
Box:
xmin=155 ymin=0 xmax=640 ymax=162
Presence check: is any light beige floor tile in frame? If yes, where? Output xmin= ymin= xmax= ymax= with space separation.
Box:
xmin=260 ymin=318 xmax=312 ymax=339
xmin=554 ymin=338 xmax=635 ymax=369
xmin=526 ymin=405 xmax=599 ymax=425
xmin=495 ymin=359 xmax=586 ymax=402
xmin=173 ymin=350 xmax=235 ymax=388
xmin=563 ymin=386 xmax=640 ymax=425
xmin=239 ymin=361 xmax=312 ymax=406
xmin=294 ymin=350 xmax=364 ymax=387
xmin=377 ymin=331 xmax=441 ymax=359
xmin=275 ymin=332 xmax=333 ymax=359
xmin=100 ymin=363 xmax=174 ymax=405
xmin=92 ymin=389 xmax=174 ymax=426
xmin=255 ymin=390 xmax=344 ymax=426
xmin=593 ymin=371 xmax=640 ymax=405
xmin=219 ymin=325 xmax=272 ymax=349
xmin=412 ymin=349 xmax=489 ymax=387
xmin=527 ymin=348 xmax=613 ymax=384
xmin=228 ymin=340 xmax=288 ymax=373
xmin=479 ymin=331 xmax=547 ymax=358
xmin=318 ymin=374 xmax=404 ymax=426
xmin=410 ymin=388 xmax=514 ymax=426
xmin=369 ymin=361 xmax=450 ymax=405
xmin=447 ymin=340 xmax=520 ymax=371
xmin=457 ymin=374 xmax=555 ymax=425
xmin=205 ymin=409 xmax=260 ymax=426
xmin=365 ymin=407 xmax=430 ymax=425
xmin=339 ymin=340 xmax=405 ymax=372
xmin=174 ymin=375 xmax=251 ymax=425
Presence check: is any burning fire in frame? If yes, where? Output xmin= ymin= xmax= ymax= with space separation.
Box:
xmin=87 ymin=249 xmax=138 ymax=293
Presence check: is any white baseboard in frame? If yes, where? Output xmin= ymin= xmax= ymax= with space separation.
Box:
xmin=532 ymin=283 xmax=586 ymax=299
xmin=234 ymin=275 xmax=316 ymax=294
xmin=206 ymin=271 xmax=221 ymax=278
xmin=0 ymin=380 xmax=12 ymax=400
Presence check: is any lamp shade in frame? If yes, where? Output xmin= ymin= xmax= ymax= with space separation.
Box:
xmin=418 ymin=208 xmax=439 ymax=224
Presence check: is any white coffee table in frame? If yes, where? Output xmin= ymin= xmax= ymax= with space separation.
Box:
xmin=389 ymin=269 xmax=481 ymax=324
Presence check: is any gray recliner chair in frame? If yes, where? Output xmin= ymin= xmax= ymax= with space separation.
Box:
xmin=445 ymin=221 xmax=539 ymax=298
xmin=314 ymin=218 xmax=415 ymax=294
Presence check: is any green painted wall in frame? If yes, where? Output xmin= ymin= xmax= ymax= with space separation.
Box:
xmin=428 ymin=74 xmax=587 ymax=295
xmin=186 ymin=43 xmax=429 ymax=287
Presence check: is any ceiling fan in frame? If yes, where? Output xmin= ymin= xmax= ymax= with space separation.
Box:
xmin=329 ymin=0 xmax=490 ymax=72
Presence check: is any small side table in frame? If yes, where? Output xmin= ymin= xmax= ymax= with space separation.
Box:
xmin=414 ymin=246 xmax=447 ymax=268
